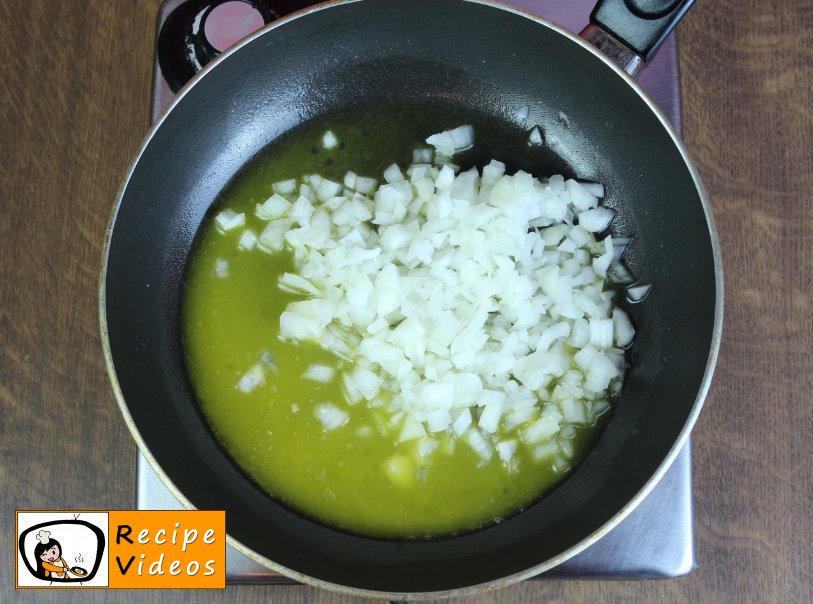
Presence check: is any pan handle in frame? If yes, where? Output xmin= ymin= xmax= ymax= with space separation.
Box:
xmin=580 ymin=0 xmax=696 ymax=78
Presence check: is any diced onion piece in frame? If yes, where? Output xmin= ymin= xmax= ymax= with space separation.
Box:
xmin=214 ymin=209 xmax=245 ymax=232
xmin=528 ymin=126 xmax=543 ymax=146
xmin=256 ymin=194 xmax=292 ymax=220
xmin=626 ymin=283 xmax=653 ymax=302
xmin=496 ymin=439 xmax=517 ymax=466
xmin=258 ymin=219 xmax=291 ymax=252
xmin=278 ymin=272 xmax=320 ymax=296
xmin=522 ymin=415 xmax=560 ymax=444
xmin=613 ymin=307 xmax=635 ymax=347
xmin=561 ymin=398 xmax=588 ymax=424
xmin=585 ymin=353 xmax=620 ymax=392
xmin=426 ymin=409 xmax=452 ymax=433
xmin=315 ymin=178 xmax=342 ymax=202
xmin=272 ymin=179 xmax=297 ymax=196
xmin=534 ymin=442 xmax=558 ymax=460
xmin=235 ymin=364 xmax=264 ymax=393
xmin=452 ymin=409 xmax=472 ymax=436
xmin=608 ymin=260 xmax=636 ymax=284
xmin=343 ymin=171 xmax=358 ymax=190
xmin=612 ymin=237 xmax=632 ymax=260
xmin=426 ymin=125 xmax=474 ymax=156
xmin=466 ymin=428 xmax=492 ymax=460
xmin=352 ymin=366 xmax=383 ymax=400
xmin=322 ymin=130 xmax=338 ymax=149
xmin=279 ymin=310 xmax=320 ymax=341
xmin=578 ymin=207 xmax=615 ymax=232
xmin=589 ymin=318 xmax=614 ymax=349
xmin=303 ymin=364 xmax=336 ymax=383
xmin=478 ymin=404 xmax=503 ymax=433
xmin=355 ymin=176 xmax=378 ymax=195
xmin=578 ymin=181 xmax=605 ymax=198
xmin=565 ymin=180 xmax=598 ymax=211
xmin=315 ymin=404 xmax=348 ymax=431
xmin=214 ymin=258 xmax=229 ymax=278
xmin=537 ymin=322 xmax=570 ymax=351
xmin=383 ymin=163 xmax=405 ymax=183
xmin=237 ymin=229 xmax=257 ymax=251
xmin=399 ymin=414 xmax=427 ymax=442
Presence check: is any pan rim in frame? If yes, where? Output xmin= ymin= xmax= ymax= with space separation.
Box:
xmin=99 ymin=0 xmax=724 ymax=598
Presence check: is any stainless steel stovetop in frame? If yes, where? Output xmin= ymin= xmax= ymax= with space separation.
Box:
xmin=138 ymin=0 xmax=695 ymax=582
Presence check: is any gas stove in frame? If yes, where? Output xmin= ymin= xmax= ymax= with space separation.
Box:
xmin=138 ymin=0 xmax=695 ymax=582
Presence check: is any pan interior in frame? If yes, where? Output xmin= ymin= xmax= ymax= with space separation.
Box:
xmin=104 ymin=0 xmax=716 ymax=593
xmin=180 ymin=99 xmax=628 ymax=539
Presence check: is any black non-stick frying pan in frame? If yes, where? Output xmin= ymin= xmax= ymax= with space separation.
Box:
xmin=101 ymin=0 xmax=722 ymax=597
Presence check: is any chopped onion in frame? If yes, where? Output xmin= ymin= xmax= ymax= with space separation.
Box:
xmin=578 ymin=181 xmax=605 ymax=198
xmin=561 ymin=398 xmax=588 ymax=424
xmin=626 ymin=283 xmax=652 ymax=302
xmin=588 ymin=318 xmax=614 ymax=349
xmin=383 ymin=163 xmax=405 ymax=183
xmin=235 ymin=364 xmax=265 ymax=393
xmin=466 ymin=428 xmax=492 ymax=460
xmin=478 ymin=404 xmax=503 ymax=434
xmin=426 ymin=125 xmax=474 ymax=156
xmin=608 ymin=260 xmax=635 ymax=284
xmin=577 ymin=207 xmax=615 ymax=233
xmin=399 ymin=415 xmax=427 ymax=442
xmin=426 ymin=409 xmax=452 ymax=433
xmin=258 ymin=219 xmax=291 ymax=252
xmin=496 ymin=439 xmax=517 ymax=466
xmin=278 ymin=272 xmax=320 ymax=296
xmin=228 ymin=125 xmax=638 ymax=464
xmin=355 ymin=176 xmax=378 ymax=195
xmin=214 ymin=258 xmax=229 ymax=278
xmin=322 ymin=130 xmax=338 ymax=149
xmin=314 ymin=403 xmax=348 ymax=431
xmin=452 ymin=409 xmax=472 ymax=436
xmin=272 ymin=179 xmax=297 ymax=196
xmin=256 ymin=194 xmax=291 ymax=220
xmin=214 ymin=209 xmax=245 ymax=233
xmin=238 ymin=229 xmax=257 ymax=251
xmin=613 ymin=307 xmax=635 ymax=347
xmin=528 ymin=126 xmax=544 ymax=146
xmin=303 ymin=364 xmax=336 ymax=383
xmin=522 ymin=415 xmax=560 ymax=444
xmin=534 ymin=442 xmax=558 ymax=460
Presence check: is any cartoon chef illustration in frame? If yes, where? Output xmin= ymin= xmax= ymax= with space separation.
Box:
xmin=33 ymin=529 xmax=84 ymax=580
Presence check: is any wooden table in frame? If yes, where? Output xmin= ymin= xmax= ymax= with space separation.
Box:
xmin=2 ymin=1 xmax=810 ymax=602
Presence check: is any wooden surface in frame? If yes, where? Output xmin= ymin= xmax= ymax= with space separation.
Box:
xmin=1 ymin=1 xmax=810 ymax=602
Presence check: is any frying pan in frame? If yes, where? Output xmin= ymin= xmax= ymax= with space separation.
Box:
xmin=101 ymin=0 xmax=722 ymax=597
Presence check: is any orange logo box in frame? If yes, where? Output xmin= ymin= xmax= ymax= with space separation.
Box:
xmin=108 ymin=511 xmax=225 ymax=589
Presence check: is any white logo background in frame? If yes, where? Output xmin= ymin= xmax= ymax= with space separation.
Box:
xmin=17 ymin=512 xmax=109 ymax=588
